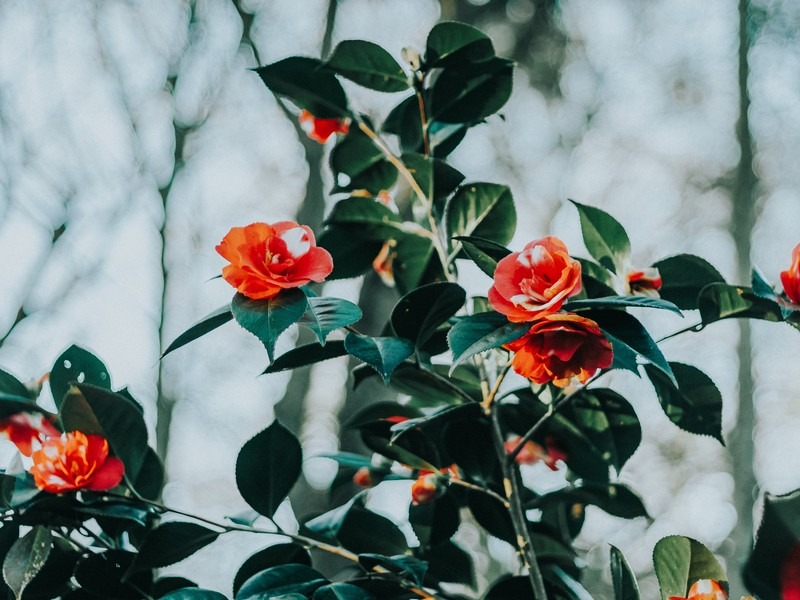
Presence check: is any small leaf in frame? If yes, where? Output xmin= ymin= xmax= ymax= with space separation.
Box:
xmin=162 ymin=305 xmax=233 ymax=358
xmin=236 ymin=564 xmax=327 ymax=599
xmin=314 ymin=582 xmax=376 ymax=600
xmin=3 ymin=526 xmax=51 ymax=600
xmin=301 ymin=297 xmax=362 ymax=344
xmin=134 ymin=522 xmax=219 ymax=570
xmin=329 ymin=135 xmax=396 ymax=194
xmin=409 ymin=492 xmax=461 ymax=548
xmin=234 ymin=544 xmax=312 ymax=597
xmin=644 ymin=362 xmax=724 ymax=444
xmin=254 ymin=57 xmax=348 ymax=118
xmin=445 ymin=183 xmax=516 ymax=258
xmin=236 ymin=420 xmax=302 ymax=519
xmin=653 ymin=535 xmax=726 ymax=600
xmin=426 ymin=21 xmax=494 ymax=67
xmin=447 ymin=312 xmax=528 ymax=372
xmin=392 ymin=233 xmax=440 ymax=295
xmin=565 ymin=296 xmax=682 ymax=316
xmin=653 ymin=254 xmax=725 ymax=310
xmin=49 ymin=345 xmax=111 ymax=409
xmin=571 ymin=200 xmax=631 ymax=275
xmin=454 ymin=235 xmax=511 ymax=277
xmin=610 ymin=545 xmax=640 ymax=600
xmin=336 ymin=504 xmax=409 ymax=556
xmin=231 ymin=290 xmax=308 ymax=363
xmin=430 ymin=57 xmax=514 ymax=123
xmin=344 ymin=334 xmax=415 ymax=383
xmin=326 ymin=40 xmax=408 ymax=92
xmin=264 ymin=341 xmax=348 ymax=374
xmin=699 ymin=282 xmax=785 ymax=328
xmin=391 ymin=282 xmax=465 ymax=350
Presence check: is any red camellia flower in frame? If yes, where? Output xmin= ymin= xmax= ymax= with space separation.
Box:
xmin=353 ymin=466 xmax=373 ymax=489
xmin=668 ymin=579 xmax=727 ymax=600
xmin=372 ymin=240 xmax=397 ymax=287
xmin=411 ymin=472 xmax=443 ymax=505
xmin=505 ymin=313 xmax=613 ymax=388
xmin=216 ymin=222 xmax=333 ymax=300
xmin=298 ymin=110 xmax=349 ymax=143
xmin=0 ymin=412 xmax=59 ymax=457
xmin=489 ymin=236 xmax=582 ymax=322
xmin=29 ymin=431 xmax=125 ymax=493
xmin=626 ymin=267 xmax=662 ymax=297
xmin=504 ymin=434 xmax=568 ymax=470
xmin=780 ymin=242 xmax=800 ymax=305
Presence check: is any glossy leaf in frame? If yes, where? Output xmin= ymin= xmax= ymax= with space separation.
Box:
xmin=610 ymin=545 xmax=640 ymax=600
xmin=329 ymin=135 xmax=395 ymax=194
xmin=317 ymin=226 xmax=382 ymax=280
xmin=73 ymin=550 xmax=150 ymax=599
xmin=324 ymin=197 xmax=404 ymax=239
xmin=454 ymin=235 xmax=511 ymax=277
xmin=653 ymin=535 xmax=726 ymax=600
xmin=231 ymin=289 xmax=308 ymax=363
xmin=430 ymin=57 xmax=514 ymax=123
xmin=0 ymin=370 xmax=31 ymax=400
xmin=392 ymin=233 xmax=440 ymax=295
xmin=49 ymin=345 xmax=111 ymax=409
xmin=314 ymin=582 xmax=376 ymax=600
xmin=484 ymin=576 xmax=533 ymax=599
xmin=698 ymin=283 xmax=784 ymax=327
xmin=133 ymin=447 xmax=165 ymax=501
xmin=358 ymin=554 xmax=427 ymax=587
xmin=391 ymin=282 xmax=465 ymax=350
xmin=160 ymin=590 xmax=227 ymax=600
xmin=236 ymin=564 xmax=327 ymax=600
xmin=644 ymin=362 xmax=724 ymax=444
xmin=326 ymin=40 xmax=408 ymax=92
xmin=444 ymin=419 xmax=499 ymax=487
xmin=355 ymin=362 xmax=481 ymax=406
xmin=339 ymin=504 xmax=410 ymax=556
xmin=344 ymin=334 xmax=415 ymax=383
xmin=409 ymin=492 xmax=461 ymax=548
xmin=234 ymin=543 xmax=312 ymax=597
xmin=153 ymin=578 xmax=199 ymax=596
xmin=425 ymin=540 xmax=475 ymax=586
xmin=467 ymin=491 xmax=515 ymax=545
xmin=653 ymin=254 xmax=725 ymax=310
xmin=426 ymin=21 xmax=494 ymax=67
xmin=3 ymin=525 xmax=51 ymax=600
xmin=447 ymin=312 xmax=528 ymax=372
xmin=565 ymin=295 xmax=682 ymax=316
xmin=445 ymin=183 xmax=516 ymax=258
xmin=255 ymin=57 xmax=348 ymax=118
xmin=134 ymin=522 xmax=219 ymax=570
xmin=401 ymin=153 xmax=465 ymax=210
xmin=236 ymin=420 xmax=302 ymax=519
xmin=162 ymin=305 xmax=233 ymax=358
xmin=534 ymin=483 xmax=648 ymax=520
xmin=264 ymin=341 xmax=348 ymax=374
xmin=301 ymin=297 xmax=362 ymax=344
xmin=571 ymin=200 xmax=631 ymax=275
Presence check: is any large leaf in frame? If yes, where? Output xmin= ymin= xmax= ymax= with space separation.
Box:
xmin=324 ymin=197 xmax=404 ymax=239
xmin=162 ymin=305 xmax=233 ymax=358
xmin=0 ymin=370 xmax=31 ymax=400
xmin=326 ymin=40 xmax=408 ymax=92
xmin=426 ymin=21 xmax=495 ymax=67
xmin=391 ymin=282 xmax=465 ymax=350
xmin=329 ymin=135 xmax=396 ymax=194
xmin=430 ymin=57 xmax=514 ymax=123
xmin=644 ymin=362 xmax=724 ymax=444
xmin=571 ymin=200 xmax=631 ymax=275
xmin=354 ymin=362 xmax=482 ymax=406
xmin=698 ymin=283 xmax=784 ymax=327
xmin=565 ymin=296 xmax=682 ymax=316
xmin=445 ymin=183 xmax=516 ymax=259
xmin=314 ymin=582 xmax=376 ymax=600
xmin=254 ymin=57 xmax=348 ymax=118
xmin=454 ymin=235 xmax=511 ymax=278
xmin=653 ymin=254 xmax=725 ymax=310
xmin=358 ymin=554 xmax=427 ymax=587
xmin=133 ymin=522 xmax=219 ymax=570
xmin=534 ymin=483 xmax=648 ymax=520
xmin=236 ymin=420 xmax=302 ymax=519
xmin=264 ymin=341 xmax=348 ymax=374
xmin=401 ymin=153 xmax=465 ymax=211
xmin=653 ymin=536 xmax=726 ymax=600
xmin=425 ymin=540 xmax=474 ymax=586
xmin=236 ymin=564 xmax=327 ymax=600
xmin=231 ymin=289 xmax=308 ymax=363
xmin=233 ymin=543 xmax=312 ymax=597
xmin=610 ymin=545 xmax=640 ymax=600
xmin=3 ymin=525 xmax=51 ymax=600
xmin=160 ymin=590 xmax=227 ymax=600
xmin=392 ymin=232 xmax=440 ymax=295
xmin=344 ymin=334 xmax=415 ymax=383
xmin=49 ymin=345 xmax=111 ymax=409
xmin=317 ymin=225 xmax=383 ymax=280
xmin=301 ymin=296 xmax=362 ymax=344
xmin=409 ymin=492 xmax=461 ymax=549
xmin=444 ymin=418 xmax=499 ymax=487
xmin=447 ymin=312 xmax=529 ymax=372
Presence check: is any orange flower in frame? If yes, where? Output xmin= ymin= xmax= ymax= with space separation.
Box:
xmin=411 ymin=473 xmax=443 ymax=505
xmin=353 ymin=467 xmax=373 ymax=488
xmin=669 ymin=579 xmax=727 ymax=600
xmin=30 ymin=432 xmax=125 ymax=493
xmin=489 ymin=236 xmax=582 ymax=322
xmin=0 ymin=412 xmax=59 ymax=457
xmin=504 ymin=435 xmax=567 ymax=470
xmin=298 ymin=110 xmax=349 ymax=143
xmin=216 ymin=222 xmax=333 ymax=300
xmin=781 ymin=242 xmax=800 ymax=305
xmin=626 ymin=267 xmax=662 ymax=297
xmin=505 ymin=313 xmax=613 ymax=388
xmin=372 ymin=240 xmax=397 ymax=287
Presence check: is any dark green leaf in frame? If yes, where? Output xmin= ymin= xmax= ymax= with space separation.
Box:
xmin=24 ymin=538 xmax=80 ymax=599
xmin=49 ymin=345 xmax=110 ymax=409
xmin=577 ymin=258 xmax=618 ymax=299
xmin=401 ymin=153 xmax=465 ymax=209
xmin=355 ymin=362 xmax=481 ymax=406
xmin=3 ymin=526 xmax=51 ymax=600
xmin=162 ymin=305 xmax=233 ymax=358
xmin=565 ymin=296 xmax=682 ymax=316
xmin=134 ymin=522 xmax=219 ymax=570
xmin=426 ymin=21 xmax=494 ymax=67
xmin=699 ymin=283 xmax=784 ymax=327
xmin=231 ymin=289 xmax=308 ymax=363
xmin=234 ymin=544 xmax=312 ymax=597
xmin=236 ymin=420 xmax=302 ymax=519
xmin=409 ymin=492 xmax=460 ymax=548
xmin=326 ymin=40 xmax=408 ymax=92
xmin=0 ymin=398 xmax=52 ymax=422
xmin=534 ymin=483 xmax=648 ymax=520
xmin=447 ymin=312 xmax=528 ymax=372
xmin=444 ymin=419 xmax=499 ymax=487
xmin=467 ymin=491 xmax=515 ymax=545
xmin=314 ymin=582 xmax=376 ymax=600
xmin=425 ymin=541 xmax=474 ymax=586
xmin=484 ymin=576 xmax=533 ymax=599
xmin=653 ymin=254 xmax=725 ymax=310
xmin=301 ymin=297 xmax=362 ymax=344
xmin=264 ymin=341 xmax=348 ymax=374
xmin=445 ymin=183 xmax=516 ymax=258
xmin=317 ymin=226 xmax=382 ymax=280
xmin=255 ymin=57 xmax=347 ymax=118
xmin=337 ymin=505 xmax=409 ymax=556
xmin=303 ymin=496 xmax=362 ymax=544
xmin=358 ymin=554 xmax=427 ymax=587
xmin=153 ymin=577 xmax=198 ymax=596
xmin=391 ymin=282 xmax=465 ymax=350
xmin=644 ymin=362 xmax=724 ymax=444
xmin=653 ymin=535 xmax=726 ymax=600
xmin=391 ymin=404 xmax=482 ymax=443
xmin=325 ymin=197 xmax=403 ymax=239
xmin=430 ymin=57 xmax=514 ymax=123
xmin=133 ymin=447 xmax=166 ymax=500
xmin=610 ymin=545 xmax=640 ymax=600
xmin=74 ymin=550 xmax=151 ymax=599
xmin=329 ymin=135 xmax=394 ymax=194
xmin=0 ymin=370 xmax=31 ymax=400
xmin=236 ymin=564 xmax=327 ymax=599
xmin=160 ymin=590 xmax=227 ymax=600
xmin=392 ymin=233 xmax=440 ymax=295
xmin=454 ymin=235 xmax=511 ymax=278
xmin=570 ymin=200 xmax=631 ymax=275
xmin=344 ymin=334 xmax=415 ymax=383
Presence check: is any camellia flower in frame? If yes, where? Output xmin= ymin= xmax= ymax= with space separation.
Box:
xmin=626 ymin=267 xmax=662 ymax=297
xmin=489 ymin=236 xmax=582 ymax=322
xmin=353 ymin=466 xmax=373 ymax=489
xmin=668 ymin=579 xmax=727 ymax=600
xmin=505 ymin=313 xmax=613 ymax=388
xmin=298 ymin=110 xmax=349 ymax=143
xmin=504 ymin=434 xmax=568 ymax=470
xmin=780 ymin=242 xmax=800 ymax=305
xmin=29 ymin=431 xmax=125 ymax=493
xmin=0 ymin=412 xmax=59 ymax=457
xmin=372 ymin=240 xmax=397 ymax=287
xmin=216 ymin=221 xmax=333 ymax=300
xmin=411 ymin=472 xmax=443 ymax=505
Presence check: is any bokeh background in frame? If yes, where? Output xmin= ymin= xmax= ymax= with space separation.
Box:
xmin=0 ymin=0 xmax=799 ymax=597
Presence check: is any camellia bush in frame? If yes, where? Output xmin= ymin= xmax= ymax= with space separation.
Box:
xmin=1 ymin=20 xmax=800 ymax=600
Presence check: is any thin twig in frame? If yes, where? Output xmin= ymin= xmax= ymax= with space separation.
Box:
xmin=481 ymin=360 xmax=513 ymax=413
xmin=447 ymin=477 xmax=509 ymax=508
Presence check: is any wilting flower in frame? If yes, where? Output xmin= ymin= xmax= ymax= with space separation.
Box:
xmin=668 ymin=579 xmax=727 ymax=600
xmin=489 ymin=236 xmax=582 ymax=322
xmin=298 ymin=110 xmax=349 ymax=143
xmin=0 ymin=412 xmax=59 ymax=457
xmin=626 ymin=267 xmax=662 ymax=297
xmin=353 ymin=467 xmax=373 ymax=488
xmin=372 ymin=240 xmax=397 ymax=287
xmin=30 ymin=431 xmax=125 ymax=493
xmin=504 ymin=435 xmax=567 ymax=470
xmin=780 ymin=242 xmax=800 ymax=305
xmin=505 ymin=313 xmax=613 ymax=388
xmin=216 ymin=221 xmax=333 ymax=300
